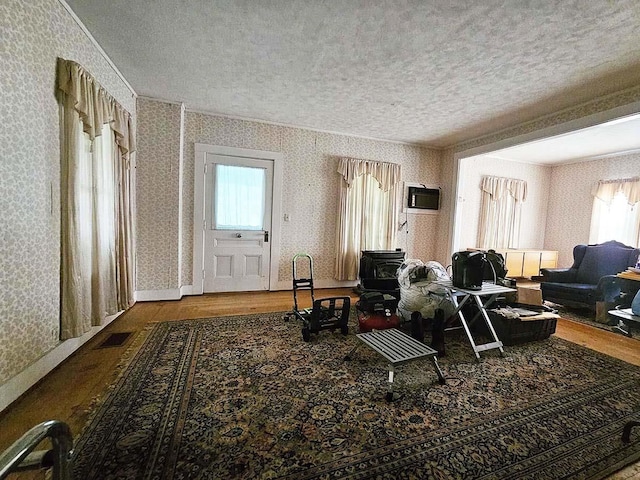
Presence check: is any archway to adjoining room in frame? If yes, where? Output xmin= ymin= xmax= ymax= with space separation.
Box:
xmin=449 ymin=109 xmax=640 ymax=273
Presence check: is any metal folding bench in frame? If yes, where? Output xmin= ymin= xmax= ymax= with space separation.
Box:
xmin=344 ymin=328 xmax=445 ymax=402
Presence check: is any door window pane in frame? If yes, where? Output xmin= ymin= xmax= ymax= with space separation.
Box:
xmin=214 ymin=164 xmax=265 ymax=230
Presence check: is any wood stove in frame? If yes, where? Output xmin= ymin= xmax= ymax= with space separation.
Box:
xmin=358 ymin=250 xmax=406 ymax=293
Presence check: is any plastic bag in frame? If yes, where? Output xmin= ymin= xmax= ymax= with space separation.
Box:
xmin=397 ymin=259 xmax=455 ymax=321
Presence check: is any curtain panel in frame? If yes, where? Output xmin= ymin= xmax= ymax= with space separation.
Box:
xmin=592 ymin=177 xmax=640 ymax=206
xmin=335 ymin=157 xmax=401 ymax=281
xmin=57 ymin=58 xmax=136 ymax=339
xmin=478 ymin=175 xmax=527 ymax=250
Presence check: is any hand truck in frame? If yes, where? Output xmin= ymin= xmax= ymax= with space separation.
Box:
xmin=285 ymin=253 xmax=350 ymax=342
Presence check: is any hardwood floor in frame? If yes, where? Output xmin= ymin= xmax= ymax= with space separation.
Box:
xmin=1 ymin=288 xmax=639 ymax=478
xmin=0 ymin=289 xmax=354 ymax=455
xmin=556 ymin=316 xmax=640 ymax=366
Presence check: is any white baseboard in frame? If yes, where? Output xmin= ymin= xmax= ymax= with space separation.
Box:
xmin=135 ymin=281 xmax=357 ymax=301
xmin=2 ymin=279 xmax=357 ymax=413
xmin=180 ymin=285 xmax=197 ymax=296
xmin=134 ymin=286 xmax=197 ymax=302
xmin=272 ymin=279 xmax=357 ymax=291
xmin=135 ymin=288 xmax=182 ymax=301
xmin=0 ymin=311 xmax=122 ymax=413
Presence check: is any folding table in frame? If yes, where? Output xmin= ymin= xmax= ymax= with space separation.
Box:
xmin=435 ymin=280 xmax=516 ymax=360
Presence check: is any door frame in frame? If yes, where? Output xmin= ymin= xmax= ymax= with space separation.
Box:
xmin=193 ymin=144 xmax=283 ymax=294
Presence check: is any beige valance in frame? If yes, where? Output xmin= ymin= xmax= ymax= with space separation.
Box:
xmin=481 ymin=175 xmax=527 ymax=202
xmin=337 ymin=157 xmax=401 ymax=192
xmin=56 ymin=58 xmax=135 ymax=156
xmin=592 ymin=177 xmax=640 ymax=206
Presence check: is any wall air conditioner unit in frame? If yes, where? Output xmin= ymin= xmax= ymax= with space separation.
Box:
xmin=403 ymin=182 xmax=441 ymax=215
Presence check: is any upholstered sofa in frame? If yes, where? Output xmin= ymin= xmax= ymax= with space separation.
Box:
xmin=540 ymin=241 xmax=640 ymax=310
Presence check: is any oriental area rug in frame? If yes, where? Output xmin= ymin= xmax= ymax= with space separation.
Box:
xmin=73 ymin=313 xmax=640 ymax=479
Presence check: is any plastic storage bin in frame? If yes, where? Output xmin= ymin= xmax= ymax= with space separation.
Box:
xmin=486 ymin=303 xmax=557 ymax=346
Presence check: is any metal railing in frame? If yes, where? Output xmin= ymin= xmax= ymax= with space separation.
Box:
xmin=0 ymin=420 xmax=73 ymax=480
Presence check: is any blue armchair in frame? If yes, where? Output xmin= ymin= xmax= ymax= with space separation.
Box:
xmin=540 ymin=241 xmax=640 ymax=310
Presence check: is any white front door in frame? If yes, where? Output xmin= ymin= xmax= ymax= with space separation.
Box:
xmin=203 ymin=154 xmax=273 ymax=292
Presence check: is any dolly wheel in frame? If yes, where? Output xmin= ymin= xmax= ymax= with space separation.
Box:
xmin=284 ymin=309 xmax=295 ymax=322
xmin=302 ymin=327 xmax=311 ymax=342
xmin=386 ymin=392 xmax=402 ymax=402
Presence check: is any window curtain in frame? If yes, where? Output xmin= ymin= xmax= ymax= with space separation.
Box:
xmin=589 ymin=177 xmax=640 ymax=247
xmin=335 ymin=157 xmax=401 ymax=280
xmin=477 ymin=175 xmax=527 ymax=249
xmin=57 ymin=58 xmax=136 ymax=340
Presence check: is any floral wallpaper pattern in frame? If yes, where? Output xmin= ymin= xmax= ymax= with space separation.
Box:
xmin=1 ymin=0 xmax=135 ymax=385
xmin=138 ymin=87 xmax=640 ymax=294
xmin=546 ymin=153 xmax=640 ymax=267
xmin=136 ymin=100 xmax=443 ymax=290
xmin=135 ymin=99 xmax=182 ymax=290
xmin=442 ymin=85 xmax=640 ymax=270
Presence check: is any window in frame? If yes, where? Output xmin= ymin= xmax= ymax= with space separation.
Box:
xmin=214 ymin=164 xmax=265 ymax=230
xmin=335 ymin=157 xmax=401 ymax=281
xmin=58 ymin=58 xmax=135 ymax=340
xmin=589 ymin=177 xmax=640 ymax=247
xmin=477 ymin=176 xmax=527 ymax=249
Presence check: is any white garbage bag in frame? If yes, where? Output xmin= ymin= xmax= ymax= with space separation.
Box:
xmin=397 ymin=259 xmax=455 ymax=321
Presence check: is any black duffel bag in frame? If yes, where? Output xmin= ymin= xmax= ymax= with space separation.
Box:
xmin=483 ymin=249 xmax=507 ymax=281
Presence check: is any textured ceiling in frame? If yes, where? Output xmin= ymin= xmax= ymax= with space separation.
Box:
xmin=64 ymin=0 xmax=640 ymax=147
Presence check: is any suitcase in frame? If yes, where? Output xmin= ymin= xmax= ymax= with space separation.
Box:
xmin=357 ymin=310 xmax=400 ymax=333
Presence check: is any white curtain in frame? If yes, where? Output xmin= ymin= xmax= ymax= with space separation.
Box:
xmin=335 ymin=157 xmax=401 ymax=280
xmin=57 ymin=58 xmax=136 ymax=339
xmin=589 ymin=177 xmax=640 ymax=247
xmin=478 ymin=175 xmax=527 ymax=249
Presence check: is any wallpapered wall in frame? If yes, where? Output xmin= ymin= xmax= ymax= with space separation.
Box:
xmin=546 ymin=153 xmax=640 ymax=267
xmin=135 ymin=98 xmax=444 ymax=292
xmin=456 ymin=159 xmax=552 ymax=251
xmin=136 ymin=93 xmax=640 ymax=293
xmin=1 ymin=0 xmax=136 ymax=386
xmin=136 ymin=101 xmax=183 ymax=290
